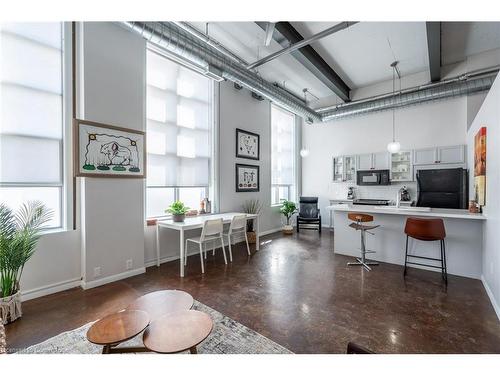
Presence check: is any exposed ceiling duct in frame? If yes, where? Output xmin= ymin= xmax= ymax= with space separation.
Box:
xmin=319 ymin=69 xmax=498 ymax=122
xmin=121 ymin=21 xmax=321 ymax=123
xmin=120 ymin=22 xmax=497 ymax=125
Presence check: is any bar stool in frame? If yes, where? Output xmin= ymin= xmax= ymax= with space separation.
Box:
xmin=404 ymin=217 xmax=447 ymax=284
xmin=347 ymin=213 xmax=379 ymax=271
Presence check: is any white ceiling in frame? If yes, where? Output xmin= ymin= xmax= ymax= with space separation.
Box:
xmin=441 ymin=22 xmax=500 ymax=65
xmin=291 ymin=22 xmax=429 ymax=88
xmin=189 ymin=21 xmax=500 ymax=104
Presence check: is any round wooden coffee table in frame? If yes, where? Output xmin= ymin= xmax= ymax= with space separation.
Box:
xmin=87 ymin=310 xmax=150 ymax=354
xmin=143 ymin=310 xmax=213 ymax=354
xmin=126 ymin=290 xmax=194 ymax=321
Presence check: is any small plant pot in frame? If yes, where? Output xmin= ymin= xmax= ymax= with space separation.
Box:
xmin=247 ymin=231 xmax=256 ymax=244
xmin=172 ymin=214 xmax=185 ymax=223
xmin=282 ymin=225 xmax=294 ymax=235
xmin=0 ymin=291 xmax=22 ymax=324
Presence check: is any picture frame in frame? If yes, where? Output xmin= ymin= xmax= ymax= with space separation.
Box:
xmin=73 ymin=119 xmax=146 ymax=178
xmin=235 ymin=128 xmax=260 ymax=160
xmin=235 ymin=163 xmax=260 ymax=192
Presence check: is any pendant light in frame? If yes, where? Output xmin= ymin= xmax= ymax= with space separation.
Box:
xmin=387 ymin=61 xmax=401 ymax=154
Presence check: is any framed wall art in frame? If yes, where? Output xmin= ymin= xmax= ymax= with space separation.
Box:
xmin=236 ymin=128 xmax=260 ymax=160
xmin=74 ymin=119 xmax=146 ymax=178
xmin=235 ymin=163 xmax=259 ymax=192
xmin=474 ymin=126 xmax=486 ymax=206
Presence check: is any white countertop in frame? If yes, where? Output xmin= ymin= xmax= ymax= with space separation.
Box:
xmin=332 ymin=204 xmax=486 ymax=220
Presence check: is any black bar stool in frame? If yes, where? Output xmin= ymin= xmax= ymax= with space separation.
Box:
xmin=404 ymin=217 xmax=447 ymax=284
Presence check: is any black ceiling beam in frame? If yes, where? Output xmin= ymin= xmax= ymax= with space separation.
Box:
xmin=426 ymin=22 xmax=441 ymax=82
xmin=256 ymin=22 xmax=351 ymax=102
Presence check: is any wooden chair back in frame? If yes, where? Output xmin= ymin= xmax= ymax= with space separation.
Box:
xmin=404 ymin=217 xmax=446 ymax=241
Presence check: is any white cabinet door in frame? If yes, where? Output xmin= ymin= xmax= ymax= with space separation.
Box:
xmin=373 ymin=152 xmax=390 ymax=170
xmin=414 ymin=147 xmax=437 ymax=165
xmin=344 ymin=155 xmax=356 ymax=182
xmin=357 ymin=154 xmax=373 ymax=170
xmin=332 ymin=156 xmax=344 ymax=182
xmin=438 ymin=145 xmax=465 ymax=164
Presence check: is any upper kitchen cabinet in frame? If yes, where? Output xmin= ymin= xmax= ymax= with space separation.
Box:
xmin=373 ymin=152 xmax=390 ymax=170
xmin=414 ymin=147 xmax=437 ymax=165
xmin=333 ymin=155 xmax=356 ymax=183
xmin=357 ymin=152 xmax=390 ymax=170
xmin=390 ymin=150 xmax=413 ymax=182
xmin=414 ymin=145 xmax=465 ymax=165
xmin=356 ymin=153 xmax=373 ymax=170
xmin=438 ymin=145 xmax=466 ymax=164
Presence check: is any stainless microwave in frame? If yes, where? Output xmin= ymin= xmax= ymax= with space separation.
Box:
xmin=356 ymin=169 xmax=391 ymax=186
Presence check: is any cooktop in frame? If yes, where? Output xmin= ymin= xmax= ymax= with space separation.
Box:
xmin=353 ymin=199 xmax=391 ymax=206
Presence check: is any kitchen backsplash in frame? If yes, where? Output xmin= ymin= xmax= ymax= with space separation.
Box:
xmin=329 ymin=181 xmax=417 ymax=203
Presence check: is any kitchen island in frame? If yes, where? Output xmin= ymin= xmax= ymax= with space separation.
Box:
xmin=332 ymin=204 xmax=486 ymax=279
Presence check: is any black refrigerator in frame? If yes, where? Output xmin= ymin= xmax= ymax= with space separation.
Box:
xmin=416 ymin=168 xmax=468 ymax=209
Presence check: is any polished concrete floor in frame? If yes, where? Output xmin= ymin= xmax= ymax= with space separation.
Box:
xmin=5 ymin=230 xmax=500 ymax=353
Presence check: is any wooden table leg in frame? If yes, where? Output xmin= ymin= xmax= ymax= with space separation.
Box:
xmin=189 ymin=346 xmax=197 ymax=354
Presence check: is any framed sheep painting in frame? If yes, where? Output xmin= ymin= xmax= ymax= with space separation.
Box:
xmin=74 ymin=119 xmax=146 ymax=178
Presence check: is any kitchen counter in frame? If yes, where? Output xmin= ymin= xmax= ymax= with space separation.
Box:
xmin=332 ymin=204 xmax=486 ymax=220
xmin=332 ymin=204 xmax=484 ymax=279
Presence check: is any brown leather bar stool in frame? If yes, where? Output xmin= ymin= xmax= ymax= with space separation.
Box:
xmin=347 ymin=213 xmax=379 ymax=271
xmin=404 ymin=217 xmax=447 ymax=284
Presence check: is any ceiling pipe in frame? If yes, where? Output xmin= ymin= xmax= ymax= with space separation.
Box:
xmin=320 ymin=69 xmax=497 ymax=122
xmin=171 ymin=21 xmax=250 ymax=66
xmin=120 ymin=22 xmax=497 ymax=124
xmin=122 ymin=21 xmax=322 ymax=123
xmin=247 ymin=21 xmax=358 ymax=70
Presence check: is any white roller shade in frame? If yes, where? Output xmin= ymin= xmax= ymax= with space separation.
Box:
xmin=271 ymin=105 xmax=296 ymax=185
xmin=146 ymin=50 xmax=211 ymax=188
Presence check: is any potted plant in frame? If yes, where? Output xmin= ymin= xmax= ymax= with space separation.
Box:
xmin=166 ymin=201 xmax=189 ymax=222
xmin=242 ymin=199 xmax=262 ymax=244
xmin=0 ymin=201 xmax=52 ymax=324
xmin=280 ymin=200 xmax=297 ymax=235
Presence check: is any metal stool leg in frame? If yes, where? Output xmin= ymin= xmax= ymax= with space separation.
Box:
xmin=348 ymin=226 xmax=379 ymax=271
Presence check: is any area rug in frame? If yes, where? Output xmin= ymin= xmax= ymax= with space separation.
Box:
xmin=17 ymin=301 xmax=292 ymax=354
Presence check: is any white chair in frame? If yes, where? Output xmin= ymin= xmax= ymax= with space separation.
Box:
xmin=185 ymin=218 xmax=227 ymax=273
xmin=224 ymin=215 xmax=250 ymax=262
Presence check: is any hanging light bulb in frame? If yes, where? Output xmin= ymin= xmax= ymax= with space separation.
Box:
xmin=387 ymin=61 xmax=401 ymax=154
xmin=300 ymin=148 xmax=310 ymax=158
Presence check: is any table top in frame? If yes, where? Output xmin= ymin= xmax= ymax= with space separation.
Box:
xmin=143 ymin=310 xmax=213 ymax=353
xmin=332 ymin=204 xmax=486 ymax=220
xmin=126 ymin=290 xmax=194 ymax=321
xmin=86 ymin=310 xmax=149 ymax=346
xmin=157 ymin=212 xmax=258 ymax=230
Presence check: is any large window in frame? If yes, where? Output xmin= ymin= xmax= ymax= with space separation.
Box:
xmin=146 ymin=50 xmax=213 ymax=217
xmin=271 ymin=105 xmax=297 ymax=205
xmin=0 ymin=23 xmax=67 ymax=228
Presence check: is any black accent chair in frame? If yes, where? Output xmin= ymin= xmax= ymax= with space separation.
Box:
xmin=296 ymin=197 xmax=322 ymax=233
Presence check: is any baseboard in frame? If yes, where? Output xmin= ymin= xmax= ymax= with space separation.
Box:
xmin=145 ymin=228 xmax=283 ymax=267
xmin=81 ymin=267 xmax=146 ymax=290
xmin=21 ymin=277 xmax=82 ymax=302
xmin=481 ymin=275 xmax=500 ymax=321
xmin=259 ymin=227 xmax=282 ymax=236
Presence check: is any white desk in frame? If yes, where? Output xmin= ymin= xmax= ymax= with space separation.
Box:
xmin=156 ymin=212 xmax=259 ymax=277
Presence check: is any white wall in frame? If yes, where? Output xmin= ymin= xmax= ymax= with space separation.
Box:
xmin=467 ymin=74 xmax=500 ymax=319
xmin=302 ymin=96 xmax=468 ymax=217
xmin=218 ymin=81 xmax=282 ymax=232
xmin=79 ymin=22 xmax=146 ymax=288
xmin=20 ymin=229 xmax=81 ymax=300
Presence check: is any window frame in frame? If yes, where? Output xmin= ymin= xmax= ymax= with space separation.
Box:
xmin=270 ymin=103 xmax=298 ymax=207
xmin=144 ymin=47 xmax=216 ymax=220
xmin=0 ymin=22 xmax=73 ymax=232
